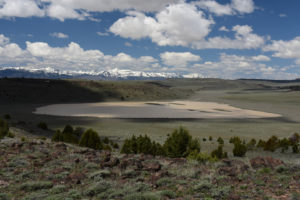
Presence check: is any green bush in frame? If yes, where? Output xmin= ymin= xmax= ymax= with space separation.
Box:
xmin=233 ymin=142 xmax=247 ymax=157
xmin=211 ymin=145 xmax=227 ymax=159
xmin=247 ymin=138 xmax=257 ymax=150
xmin=112 ymin=143 xmax=119 ymax=149
xmin=163 ymin=127 xmax=200 ymax=158
xmin=279 ymin=138 xmax=290 ymax=153
xmin=264 ymin=135 xmax=279 ymax=152
xmin=3 ymin=114 xmax=11 ymax=120
xmin=20 ymin=181 xmax=53 ymax=192
xmin=229 ymin=136 xmax=242 ymax=144
xmin=188 ymin=151 xmax=218 ymax=163
xmin=292 ymin=144 xmax=299 ymax=153
xmin=79 ymin=129 xmax=103 ymax=150
xmin=217 ymin=137 xmax=224 ymax=145
xmin=257 ymin=139 xmax=266 ymax=148
xmin=37 ymin=122 xmax=48 ymax=130
xmin=103 ymin=144 xmax=112 ymax=151
xmin=103 ymin=137 xmax=110 ymax=144
xmin=52 ymin=130 xmax=64 ymax=142
xmin=52 ymin=125 xmax=80 ymax=144
xmin=121 ymin=135 xmax=164 ymax=156
xmin=0 ymin=118 xmax=9 ymax=139
xmin=209 ymin=136 xmax=213 ymax=141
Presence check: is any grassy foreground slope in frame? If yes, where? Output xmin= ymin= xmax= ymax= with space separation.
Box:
xmin=1 ymin=136 xmax=300 ymax=200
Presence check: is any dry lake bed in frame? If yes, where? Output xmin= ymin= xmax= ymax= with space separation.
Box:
xmin=34 ymin=101 xmax=281 ymax=119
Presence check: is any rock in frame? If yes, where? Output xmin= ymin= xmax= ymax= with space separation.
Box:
xmin=52 ymin=168 xmax=65 ymax=174
xmin=55 ymin=143 xmax=67 ymax=151
xmin=101 ymin=157 xmax=120 ymax=168
xmin=121 ymin=169 xmax=140 ymax=179
xmin=142 ymin=161 xmax=161 ymax=172
xmin=250 ymin=157 xmax=284 ymax=169
xmin=67 ymin=172 xmax=86 ymax=183
xmin=218 ymin=159 xmax=249 ymax=176
xmin=169 ymin=158 xmax=186 ymax=165
xmin=265 ymin=157 xmax=284 ymax=169
xmin=119 ymin=158 xmax=142 ymax=170
xmin=150 ymin=170 xmax=169 ymax=183
xmin=74 ymin=158 xmax=80 ymax=163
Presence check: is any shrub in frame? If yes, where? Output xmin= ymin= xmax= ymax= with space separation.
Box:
xmin=289 ymin=133 xmax=300 ymax=145
xmin=79 ymin=129 xmax=103 ymax=150
xmin=37 ymin=122 xmax=48 ymax=130
xmin=279 ymin=138 xmax=290 ymax=153
xmin=292 ymin=144 xmax=299 ymax=153
xmin=103 ymin=137 xmax=110 ymax=144
xmin=203 ymin=138 xmax=207 ymax=142
xmin=229 ymin=136 xmax=242 ymax=144
xmin=257 ymin=139 xmax=266 ymax=148
xmin=217 ymin=137 xmax=224 ymax=145
xmin=103 ymin=144 xmax=112 ymax=151
xmin=112 ymin=143 xmax=119 ymax=149
xmin=0 ymin=118 xmax=9 ymax=139
xmin=20 ymin=181 xmax=53 ymax=192
xmin=247 ymin=138 xmax=257 ymax=150
xmin=188 ymin=151 xmax=218 ymax=163
xmin=211 ymin=145 xmax=227 ymax=159
xmin=209 ymin=136 xmax=213 ymax=141
xmin=3 ymin=114 xmax=11 ymax=120
xmin=7 ymin=132 xmax=14 ymax=138
xmin=52 ymin=130 xmax=64 ymax=142
xmin=52 ymin=125 xmax=80 ymax=144
xmin=233 ymin=142 xmax=247 ymax=157
xmin=163 ymin=127 xmax=200 ymax=158
xmin=73 ymin=127 xmax=85 ymax=138
xmin=121 ymin=135 xmax=165 ymax=156
xmin=264 ymin=135 xmax=279 ymax=152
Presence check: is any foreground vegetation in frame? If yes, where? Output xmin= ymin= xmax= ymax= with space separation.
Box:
xmin=1 ymin=134 xmax=300 ymax=200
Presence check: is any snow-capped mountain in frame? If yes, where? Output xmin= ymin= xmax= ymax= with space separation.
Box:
xmin=0 ymin=67 xmax=195 ymax=80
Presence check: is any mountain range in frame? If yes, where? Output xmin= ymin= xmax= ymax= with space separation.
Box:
xmin=0 ymin=67 xmax=203 ymax=80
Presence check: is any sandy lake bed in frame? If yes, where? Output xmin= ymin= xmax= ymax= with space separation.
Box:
xmin=33 ymin=101 xmax=281 ymax=119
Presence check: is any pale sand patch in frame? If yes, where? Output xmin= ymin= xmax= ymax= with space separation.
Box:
xmin=34 ymin=101 xmax=281 ymax=119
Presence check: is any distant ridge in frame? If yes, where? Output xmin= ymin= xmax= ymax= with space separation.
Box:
xmin=0 ymin=67 xmax=206 ymax=80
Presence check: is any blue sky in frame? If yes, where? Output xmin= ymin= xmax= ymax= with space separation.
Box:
xmin=0 ymin=0 xmax=300 ymax=79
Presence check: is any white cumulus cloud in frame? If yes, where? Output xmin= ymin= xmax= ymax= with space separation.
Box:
xmin=110 ymin=3 xmax=214 ymax=47
xmin=160 ymin=52 xmax=201 ymax=68
xmin=263 ymin=37 xmax=300 ymax=64
xmin=0 ymin=0 xmax=45 ymax=18
xmin=194 ymin=25 xmax=265 ymax=49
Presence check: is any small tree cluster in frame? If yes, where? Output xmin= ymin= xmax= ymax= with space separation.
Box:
xmin=52 ymin=125 xmax=80 ymax=144
xmin=233 ymin=142 xmax=247 ymax=157
xmin=121 ymin=135 xmax=164 ymax=156
xmin=163 ymin=127 xmax=200 ymax=158
xmin=229 ymin=136 xmax=242 ymax=145
xmin=256 ymin=133 xmax=300 ymax=153
xmin=37 ymin=122 xmax=48 ymax=130
xmin=0 ymin=118 xmax=9 ymax=139
xmin=121 ymin=127 xmax=200 ymax=158
xmin=217 ymin=137 xmax=224 ymax=145
xmin=211 ymin=145 xmax=227 ymax=159
xmin=79 ymin=129 xmax=103 ymax=150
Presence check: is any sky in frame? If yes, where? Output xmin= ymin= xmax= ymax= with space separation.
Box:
xmin=0 ymin=0 xmax=300 ymax=79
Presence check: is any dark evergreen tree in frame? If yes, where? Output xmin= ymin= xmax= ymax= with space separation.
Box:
xmin=79 ymin=129 xmax=103 ymax=150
